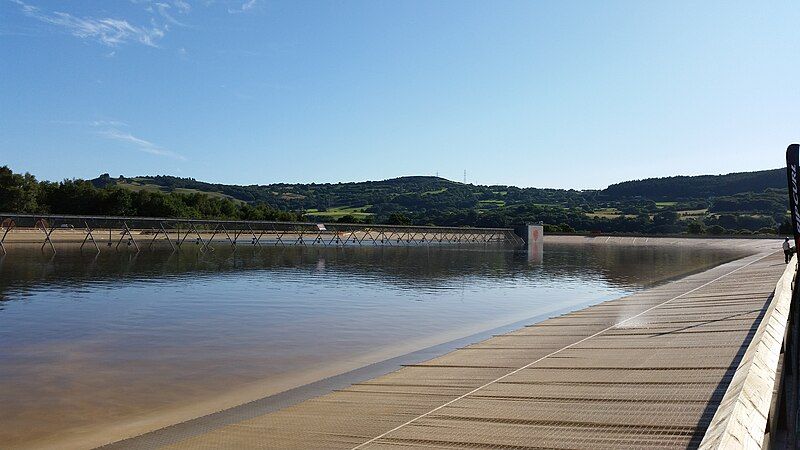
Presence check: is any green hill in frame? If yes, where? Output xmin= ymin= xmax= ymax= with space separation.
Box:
xmin=602 ymin=168 xmax=784 ymax=200
xmin=82 ymin=167 xmax=788 ymax=234
xmin=0 ymin=165 xmax=788 ymax=234
xmin=91 ymin=173 xmax=593 ymax=218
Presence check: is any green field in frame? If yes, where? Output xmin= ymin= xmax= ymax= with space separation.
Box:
xmin=117 ymin=180 xmax=242 ymax=202
xmin=677 ymin=208 xmax=708 ymax=217
xmin=583 ymin=206 xmax=642 ymax=219
xmin=304 ymin=205 xmax=374 ymax=220
xmin=477 ymin=199 xmax=506 ymax=206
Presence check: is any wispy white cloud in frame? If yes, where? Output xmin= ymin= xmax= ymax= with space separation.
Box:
xmin=155 ymin=2 xmax=187 ymax=27
xmin=46 ymin=118 xmax=129 ymax=127
xmin=98 ymin=128 xmax=186 ymax=160
xmin=173 ymin=0 xmax=191 ymax=14
xmin=11 ymin=0 xmax=166 ymax=47
xmin=228 ymin=0 xmax=256 ymax=14
xmin=91 ymin=119 xmax=128 ymax=127
xmin=134 ymin=0 xmax=192 ymax=12
xmin=48 ymin=119 xmax=183 ymax=159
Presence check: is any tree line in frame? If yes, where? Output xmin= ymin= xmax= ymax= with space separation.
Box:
xmin=0 ymin=167 xmax=298 ymax=221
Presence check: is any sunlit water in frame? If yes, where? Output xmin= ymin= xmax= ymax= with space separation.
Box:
xmin=0 ymin=243 xmax=747 ymax=448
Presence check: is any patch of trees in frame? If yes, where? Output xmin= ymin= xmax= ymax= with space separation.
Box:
xmin=1 ymin=167 xmax=297 ymax=221
xmin=602 ymin=168 xmax=784 ymax=200
xmin=709 ymin=189 xmax=786 ymax=215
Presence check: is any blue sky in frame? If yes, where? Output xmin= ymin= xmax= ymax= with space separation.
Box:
xmin=1 ymin=0 xmax=798 ymax=189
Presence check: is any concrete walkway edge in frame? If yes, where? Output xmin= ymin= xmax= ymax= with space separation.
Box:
xmin=700 ymin=255 xmax=797 ymax=449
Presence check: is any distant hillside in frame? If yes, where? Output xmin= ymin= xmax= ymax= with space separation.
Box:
xmin=90 ymin=173 xmax=593 ymax=215
xmin=92 ymin=168 xmax=786 ymax=213
xmin=4 ymin=163 xmax=788 ymax=234
xmin=79 ymin=166 xmax=791 ymax=234
xmin=601 ymin=168 xmax=784 ymax=200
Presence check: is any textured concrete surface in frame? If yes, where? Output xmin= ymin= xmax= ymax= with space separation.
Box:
xmin=699 ymin=256 xmax=795 ymax=449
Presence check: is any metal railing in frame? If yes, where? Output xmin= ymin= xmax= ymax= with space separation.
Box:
xmin=0 ymin=213 xmax=524 ymax=254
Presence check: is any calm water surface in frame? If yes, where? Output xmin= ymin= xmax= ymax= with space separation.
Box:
xmin=0 ymin=243 xmax=747 ymax=448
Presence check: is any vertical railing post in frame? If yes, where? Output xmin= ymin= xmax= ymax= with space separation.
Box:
xmin=790 ymin=275 xmax=800 ymax=448
xmin=37 ymin=217 xmax=57 ymax=254
xmin=81 ymin=220 xmax=100 ymax=253
xmin=0 ymin=217 xmax=11 ymax=255
xmin=161 ymin=222 xmax=175 ymax=251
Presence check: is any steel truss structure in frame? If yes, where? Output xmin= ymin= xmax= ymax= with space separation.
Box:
xmin=0 ymin=213 xmax=524 ymax=254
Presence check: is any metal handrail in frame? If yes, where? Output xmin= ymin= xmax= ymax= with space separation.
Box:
xmin=0 ymin=213 xmax=513 ymax=232
xmin=0 ymin=213 xmax=525 ymax=254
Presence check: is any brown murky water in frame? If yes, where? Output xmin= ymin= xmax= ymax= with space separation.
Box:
xmin=0 ymin=243 xmax=747 ymax=448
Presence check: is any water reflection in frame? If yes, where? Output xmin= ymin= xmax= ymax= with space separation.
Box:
xmin=0 ymin=243 xmax=747 ymax=448
xmin=0 ymin=243 xmax=745 ymax=301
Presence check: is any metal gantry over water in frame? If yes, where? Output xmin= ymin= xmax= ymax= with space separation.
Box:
xmin=0 ymin=213 xmax=524 ymax=254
